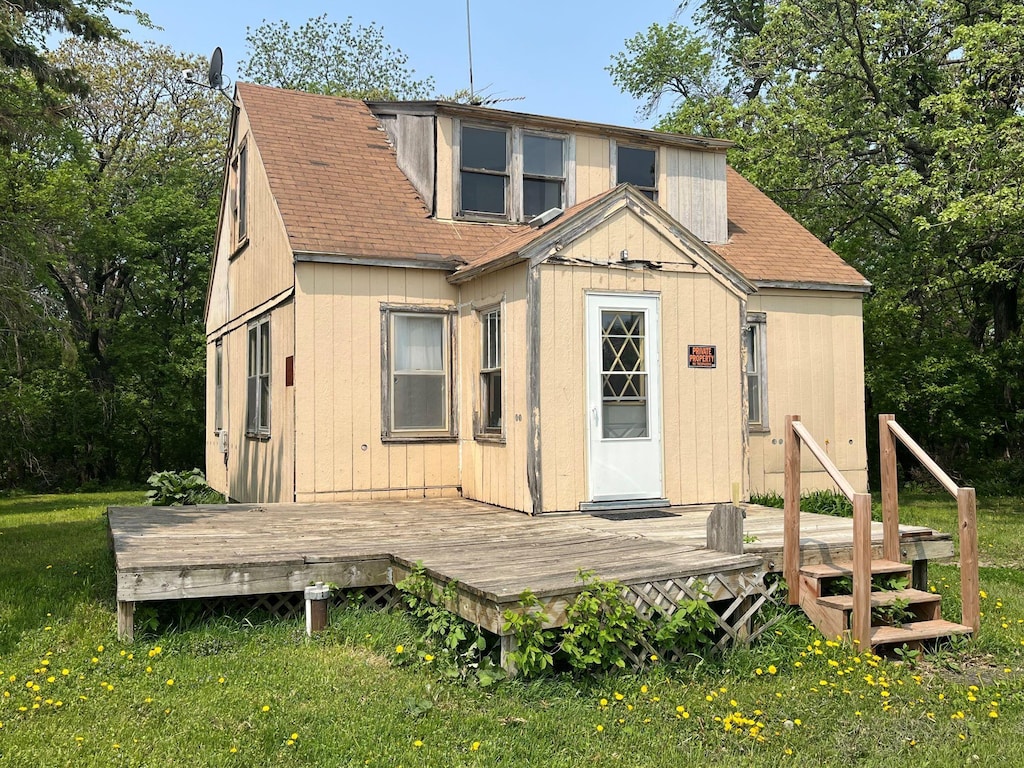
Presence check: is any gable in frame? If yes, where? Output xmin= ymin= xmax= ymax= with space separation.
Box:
xmin=554 ymin=207 xmax=698 ymax=268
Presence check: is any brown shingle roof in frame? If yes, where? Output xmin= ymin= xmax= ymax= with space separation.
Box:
xmin=236 ymin=83 xmax=867 ymax=289
xmin=711 ymin=168 xmax=869 ymax=288
xmin=235 ymin=82 xmax=525 ymax=261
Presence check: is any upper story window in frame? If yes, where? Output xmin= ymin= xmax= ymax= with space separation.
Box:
xmin=457 ymin=122 xmax=569 ymax=222
xmin=461 ymin=125 xmax=509 ymax=217
xmin=233 ymin=141 xmax=249 ymax=244
xmin=523 ymin=133 xmax=565 ymax=218
xmin=617 ymin=145 xmax=657 ymax=201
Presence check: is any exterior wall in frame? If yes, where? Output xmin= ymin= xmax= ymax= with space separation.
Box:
xmin=662 ymin=147 xmax=728 ymax=244
xmin=575 ymin=135 xmax=612 ymax=201
xmin=746 ymin=289 xmax=868 ymax=495
xmin=537 ymin=256 xmax=745 ymax=512
xmin=457 ymin=263 xmax=531 ymax=512
xmin=436 ymin=116 xmax=454 ymax=220
xmin=292 ymin=262 xmax=462 ymax=502
xmin=205 ymin=299 xmax=296 ymax=502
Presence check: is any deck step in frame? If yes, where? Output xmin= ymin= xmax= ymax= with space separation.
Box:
xmin=800 ymin=559 xmax=911 ymax=579
xmin=870 ymin=619 xmax=973 ymax=646
xmin=817 ymin=588 xmax=939 ymax=611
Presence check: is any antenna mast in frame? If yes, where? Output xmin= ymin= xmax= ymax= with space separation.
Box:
xmin=466 ymin=0 xmax=475 ymax=101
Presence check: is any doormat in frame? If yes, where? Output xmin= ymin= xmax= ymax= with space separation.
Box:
xmin=590 ymin=509 xmax=678 ymax=521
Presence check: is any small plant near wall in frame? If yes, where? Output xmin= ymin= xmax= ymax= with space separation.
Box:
xmin=146 ymin=469 xmax=224 ymax=506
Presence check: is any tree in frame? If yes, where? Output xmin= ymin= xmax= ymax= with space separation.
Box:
xmin=610 ymin=2 xmax=1024 ymax=480
xmin=239 ymin=14 xmax=435 ymax=99
xmin=0 ymin=37 xmax=227 ymax=487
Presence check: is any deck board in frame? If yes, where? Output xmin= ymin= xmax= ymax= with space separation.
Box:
xmin=108 ymin=499 xmax=954 ymax=634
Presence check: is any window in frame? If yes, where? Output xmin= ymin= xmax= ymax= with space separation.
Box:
xmin=479 ymin=307 xmax=502 ymax=435
xmin=457 ymin=123 xmax=569 ymax=221
xmin=745 ymin=313 xmax=768 ymax=430
xmin=522 ymin=133 xmax=565 ymax=218
xmin=214 ymin=340 xmax=224 ymax=432
xmin=246 ymin=316 xmax=270 ymax=436
xmin=617 ymin=145 xmax=657 ymax=201
xmin=460 ymin=125 xmax=509 ymax=216
xmin=382 ymin=307 xmax=456 ymax=438
xmin=231 ymin=142 xmax=248 ymax=244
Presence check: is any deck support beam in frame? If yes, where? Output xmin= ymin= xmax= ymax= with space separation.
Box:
xmin=117 ymin=600 xmax=135 ymax=643
xmin=500 ymin=635 xmax=519 ymax=678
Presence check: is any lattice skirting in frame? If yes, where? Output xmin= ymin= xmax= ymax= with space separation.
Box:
xmin=620 ymin=569 xmax=785 ymax=669
xmin=145 ymin=586 xmax=402 ymax=623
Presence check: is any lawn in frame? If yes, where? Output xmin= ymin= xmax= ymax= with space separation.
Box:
xmin=0 ymin=491 xmax=1022 ymax=767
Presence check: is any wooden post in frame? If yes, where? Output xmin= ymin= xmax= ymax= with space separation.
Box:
xmin=305 ymin=583 xmax=331 ymax=636
xmin=878 ymin=414 xmax=900 ymax=562
xmin=117 ymin=601 xmax=135 ymax=643
xmin=851 ymin=493 xmax=873 ymax=650
xmin=958 ymin=487 xmax=980 ymax=634
xmin=500 ymin=634 xmax=519 ymax=678
xmin=784 ymin=415 xmax=801 ymax=605
xmin=707 ymin=503 xmax=746 ymax=554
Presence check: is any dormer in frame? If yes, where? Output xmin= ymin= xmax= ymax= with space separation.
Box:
xmin=369 ymin=102 xmax=732 ymax=244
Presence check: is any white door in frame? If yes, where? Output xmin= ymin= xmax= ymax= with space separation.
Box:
xmin=586 ymin=293 xmax=663 ymax=501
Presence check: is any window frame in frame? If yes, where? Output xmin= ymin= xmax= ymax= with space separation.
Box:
xmin=612 ymin=141 xmax=659 ymax=202
xmin=380 ymin=303 xmax=458 ymax=442
xmin=454 ymin=120 xmax=573 ymax=223
xmin=232 ymin=139 xmax=249 ymax=249
xmin=214 ymin=339 xmax=224 ymax=433
xmin=457 ymin=123 xmax=511 ymax=220
xmin=745 ymin=312 xmax=769 ymax=432
xmin=476 ymin=305 xmax=504 ymax=441
xmin=246 ymin=315 xmax=271 ymax=438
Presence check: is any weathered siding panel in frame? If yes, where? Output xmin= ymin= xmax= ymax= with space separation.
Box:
xmin=293 ymin=263 xmax=461 ymax=502
xmin=746 ymin=290 xmax=868 ymax=495
xmin=436 ymin=116 xmax=454 ymax=220
xmin=662 ymin=147 xmax=728 ymax=244
xmin=575 ymin=135 xmax=612 ymax=201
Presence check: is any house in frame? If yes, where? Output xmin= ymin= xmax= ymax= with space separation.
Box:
xmin=204 ymin=83 xmax=871 ymax=511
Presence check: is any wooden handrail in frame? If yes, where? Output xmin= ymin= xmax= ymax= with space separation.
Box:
xmin=879 ymin=415 xmax=980 ymax=634
xmin=784 ymin=416 xmax=872 ymax=648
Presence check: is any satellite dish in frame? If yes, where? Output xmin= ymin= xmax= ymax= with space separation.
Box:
xmin=208 ymin=47 xmax=224 ymax=90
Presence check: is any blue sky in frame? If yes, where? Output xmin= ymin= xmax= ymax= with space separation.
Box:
xmin=113 ymin=1 xmax=689 ymax=128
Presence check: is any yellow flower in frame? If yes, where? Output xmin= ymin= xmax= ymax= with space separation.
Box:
xmin=595 ymin=724 xmax=604 ymax=732
xmin=614 ymin=692 xmax=624 ymax=701
xmin=470 ymin=741 xmax=481 ymax=751
xmin=413 ymin=739 xmax=423 ymax=747
xmin=290 ymin=733 xmax=298 ymax=740
xmin=768 ymin=665 xmax=777 ymax=675
xmin=261 ymin=705 xmax=270 ymax=712
xmin=423 ymin=654 xmax=434 ymax=662
xmin=599 ymin=698 xmax=608 ymax=707
xmin=166 ymin=679 xmax=174 ymax=686
xmin=640 ymin=685 xmax=648 ymax=694
xmin=649 ymin=654 xmax=658 ymax=661
xmin=395 ymin=645 xmax=404 ymax=654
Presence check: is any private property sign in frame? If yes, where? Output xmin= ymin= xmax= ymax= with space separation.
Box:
xmin=688 ymin=344 xmax=717 ymax=369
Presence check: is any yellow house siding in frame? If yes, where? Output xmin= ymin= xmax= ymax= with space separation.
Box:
xmin=662 ymin=147 xmax=729 ymax=244
xmin=537 ymin=260 xmax=743 ymax=512
xmin=436 ymin=116 xmax=454 ymax=219
xmin=746 ymin=290 xmax=868 ymax=495
xmin=206 ymin=300 xmax=295 ymax=503
xmin=224 ymin=111 xmax=295 ymax=319
xmin=293 ymin=262 xmax=462 ymax=502
xmin=575 ymin=135 xmax=612 ymax=201
xmin=457 ymin=262 xmax=531 ymax=512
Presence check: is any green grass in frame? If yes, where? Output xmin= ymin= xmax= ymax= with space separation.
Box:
xmin=1 ymin=492 xmax=1023 ymax=766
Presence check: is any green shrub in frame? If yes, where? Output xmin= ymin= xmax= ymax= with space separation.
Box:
xmin=750 ymin=489 xmax=853 ymax=517
xmin=146 ymin=468 xmax=223 ymax=505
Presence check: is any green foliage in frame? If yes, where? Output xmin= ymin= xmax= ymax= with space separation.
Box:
xmin=396 ymin=562 xmax=505 ymax=687
xmin=146 ymin=469 xmax=222 ymax=506
xmin=650 ymin=599 xmax=718 ymax=651
xmin=502 ymin=589 xmax=556 ymax=677
xmin=612 ymin=0 xmax=1024 ymax=480
xmin=240 ymin=14 xmax=435 ymax=99
xmin=560 ymin=569 xmax=648 ymax=672
xmin=750 ymin=489 xmax=853 ymax=518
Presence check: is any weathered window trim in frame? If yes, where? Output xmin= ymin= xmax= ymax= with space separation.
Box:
xmin=475 ymin=303 xmax=505 ymax=442
xmin=214 ymin=339 xmax=224 ymax=433
xmin=231 ymin=138 xmax=249 ymax=252
xmin=611 ymin=139 xmax=659 ymax=202
xmin=246 ymin=315 xmax=271 ymax=439
xmin=380 ymin=303 xmax=458 ymax=442
xmin=453 ymin=120 xmax=574 ymax=223
xmin=745 ymin=312 xmax=769 ymax=433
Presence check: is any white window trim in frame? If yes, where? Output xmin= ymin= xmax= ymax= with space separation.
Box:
xmin=610 ymin=139 xmax=659 ymax=202
xmin=453 ymin=119 xmax=575 ymax=223
xmin=476 ymin=304 xmax=504 ymax=441
xmin=380 ymin=303 xmax=458 ymax=442
xmin=246 ymin=315 xmax=270 ymax=438
xmin=745 ymin=312 xmax=769 ymax=432
xmin=232 ymin=139 xmax=249 ymax=249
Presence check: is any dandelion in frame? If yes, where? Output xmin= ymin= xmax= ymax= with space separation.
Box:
xmin=262 ymin=705 xmax=270 ymax=712
xmin=640 ymin=685 xmax=648 ymax=694
xmin=768 ymin=665 xmax=777 ymax=675
xmin=595 ymin=725 xmax=604 ymax=732
xmin=229 ymin=747 xmax=238 ymax=753
xmin=97 ymin=645 xmax=104 ymax=652
xmin=423 ymin=654 xmax=434 ymax=662
xmin=166 ymin=679 xmax=174 ymax=686
xmin=649 ymin=654 xmax=658 ymax=661
xmin=413 ymin=739 xmax=424 ymax=747
xmin=614 ymin=692 xmax=624 ymax=701
xmin=471 ymin=741 xmax=481 ymax=751
xmin=218 ymin=677 xmax=226 ymax=684
xmin=395 ymin=645 xmax=404 ymax=654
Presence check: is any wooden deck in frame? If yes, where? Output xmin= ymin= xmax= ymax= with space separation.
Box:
xmin=108 ymin=499 xmax=954 ymax=644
